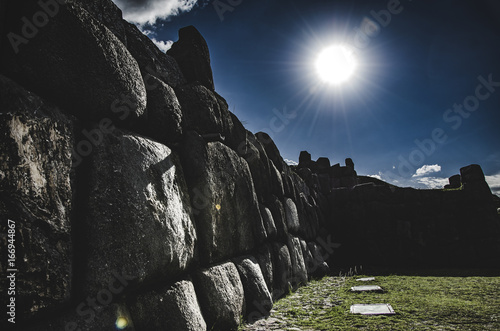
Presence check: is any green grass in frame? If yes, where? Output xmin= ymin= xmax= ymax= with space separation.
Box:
xmin=266 ymin=270 xmax=500 ymax=330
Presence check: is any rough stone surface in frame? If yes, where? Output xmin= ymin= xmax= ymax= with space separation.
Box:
xmin=2 ymin=2 xmax=147 ymax=124
xmin=145 ymin=76 xmax=183 ymax=144
xmin=233 ymin=256 xmax=273 ymax=321
xmin=194 ymin=262 xmax=245 ymax=330
xmin=256 ymin=132 xmax=284 ymax=172
xmin=307 ymin=242 xmax=330 ymax=277
xmin=124 ymin=21 xmax=185 ymax=88
xmin=82 ymin=130 xmax=197 ymax=296
xmin=130 ymin=279 xmax=206 ymax=331
xmin=181 ymin=132 xmax=260 ymax=264
xmin=287 ymin=236 xmax=308 ymax=289
xmin=78 ymin=0 xmax=128 ymax=44
xmin=284 ymin=198 xmax=300 ymax=233
xmin=268 ymin=196 xmax=289 ymax=240
xmin=256 ymin=244 xmax=275 ymax=297
xmin=168 ymin=25 xmax=214 ymax=90
xmin=261 ymin=205 xmax=278 ymax=239
xmin=176 ymin=84 xmax=232 ymax=136
xmin=271 ymin=243 xmax=293 ymax=299
xmin=0 ymin=75 xmax=73 ymax=320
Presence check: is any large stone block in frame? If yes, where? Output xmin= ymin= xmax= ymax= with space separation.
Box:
xmin=233 ymin=256 xmax=273 ymax=322
xmin=81 ymin=130 xmax=196 ymax=296
xmin=167 ymin=26 xmax=214 ymax=90
xmin=286 ymin=235 xmax=308 ymax=289
xmin=130 ymin=279 xmax=206 ymax=331
xmin=271 ymin=243 xmax=293 ymax=299
xmin=0 ymin=75 xmax=73 ymax=320
xmin=181 ymin=132 xmax=260 ymax=264
xmin=2 ymin=2 xmax=146 ymax=123
xmin=145 ymin=76 xmax=183 ymax=144
xmin=194 ymin=262 xmax=245 ymax=330
xmin=124 ymin=21 xmax=185 ymax=88
xmin=78 ymin=0 xmax=128 ymax=44
xmin=284 ymin=198 xmax=300 ymax=233
xmin=255 ymin=244 xmax=274 ymax=298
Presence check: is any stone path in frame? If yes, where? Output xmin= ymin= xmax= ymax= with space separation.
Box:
xmin=241 ymin=277 xmax=345 ymax=330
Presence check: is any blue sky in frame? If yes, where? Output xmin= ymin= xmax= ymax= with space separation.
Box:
xmin=112 ymin=0 xmax=500 ymax=194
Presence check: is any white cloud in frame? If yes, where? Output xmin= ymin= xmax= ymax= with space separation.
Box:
xmin=486 ymin=173 xmax=500 ymax=196
xmin=413 ymin=164 xmax=441 ymax=177
xmin=414 ymin=176 xmax=449 ymax=189
xmin=285 ymin=159 xmax=298 ymax=166
xmin=151 ymin=38 xmax=173 ymax=52
xmin=112 ymin=0 xmax=198 ymax=25
xmin=368 ymin=174 xmax=382 ymax=180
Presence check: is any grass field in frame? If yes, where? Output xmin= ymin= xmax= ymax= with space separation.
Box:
xmin=246 ymin=269 xmax=500 ymax=330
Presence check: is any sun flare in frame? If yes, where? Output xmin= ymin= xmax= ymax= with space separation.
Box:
xmin=316 ymin=45 xmax=357 ymax=85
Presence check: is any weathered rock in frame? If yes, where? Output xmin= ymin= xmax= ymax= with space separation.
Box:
xmin=260 ymin=205 xmax=277 ymax=239
xmin=145 ymin=76 xmax=183 ymax=144
xmin=268 ymin=196 xmax=288 ymax=240
xmin=287 ymin=235 xmax=308 ymax=289
xmin=271 ymin=243 xmax=293 ymax=299
xmin=176 ymin=84 xmax=232 ymax=136
xmin=233 ymin=256 xmax=273 ymax=322
xmin=284 ymin=198 xmax=300 ymax=233
xmin=130 ymin=279 xmax=206 ymax=331
xmin=24 ymin=303 xmax=134 ymax=331
xmin=194 ymin=262 xmax=245 ymax=330
xmin=460 ymin=164 xmax=492 ymax=197
xmin=168 ymin=26 xmax=214 ymax=90
xmin=308 ymin=242 xmax=330 ymax=277
xmin=82 ymin=130 xmax=197 ymax=296
xmin=78 ymin=0 xmax=127 ymax=44
xmin=181 ymin=132 xmax=260 ymax=264
xmin=2 ymin=2 xmax=147 ymax=124
xmin=298 ymin=150 xmax=312 ymax=168
xmin=255 ymin=244 xmax=274 ymax=297
xmin=256 ymin=132 xmax=283 ymax=172
xmin=270 ymin=160 xmax=285 ymax=198
xmin=124 ymin=21 xmax=185 ymax=88
xmin=0 ymin=75 xmax=73 ymax=320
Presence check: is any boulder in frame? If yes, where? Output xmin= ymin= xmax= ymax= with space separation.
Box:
xmin=255 ymin=244 xmax=274 ymax=298
xmin=130 ymin=279 xmax=206 ymax=331
xmin=167 ymin=26 xmax=214 ymax=90
xmin=270 ymin=160 xmax=285 ymax=199
xmin=180 ymin=132 xmax=260 ymax=264
xmin=255 ymin=132 xmax=283 ymax=172
xmin=144 ymin=76 xmax=183 ymax=144
xmin=176 ymin=84 xmax=232 ymax=136
xmin=124 ymin=21 xmax=185 ymax=88
xmin=308 ymin=242 xmax=330 ymax=278
xmin=233 ymin=256 xmax=273 ymax=322
xmin=286 ymin=236 xmax=308 ymax=289
xmin=268 ymin=195 xmax=289 ymax=240
xmin=194 ymin=262 xmax=245 ymax=330
xmin=460 ymin=164 xmax=492 ymax=197
xmin=1 ymin=2 xmax=147 ymax=124
xmin=284 ymin=198 xmax=300 ymax=233
xmin=271 ymin=243 xmax=293 ymax=299
xmin=0 ymin=75 xmax=73 ymax=320
xmin=260 ymin=205 xmax=277 ymax=239
xmin=78 ymin=0 xmax=128 ymax=44
xmin=81 ymin=130 xmax=197 ymax=296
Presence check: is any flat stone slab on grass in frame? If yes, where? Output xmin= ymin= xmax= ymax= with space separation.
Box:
xmin=356 ymin=277 xmax=375 ymax=282
xmin=350 ymin=304 xmax=395 ymax=315
xmin=351 ymin=285 xmax=383 ymax=292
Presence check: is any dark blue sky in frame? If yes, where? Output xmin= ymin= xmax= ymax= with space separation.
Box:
xmin=114 ymin=0 xmax=500 ymax=193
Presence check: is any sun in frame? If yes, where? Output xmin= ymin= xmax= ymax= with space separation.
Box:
xmin=316 ymin=45 xmax=357 ymax=85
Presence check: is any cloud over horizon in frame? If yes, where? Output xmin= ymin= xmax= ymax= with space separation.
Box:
xmin=112 ymin=0 xmax=198 ymax=25
xmin=413 ymin=164 xmax=442 ymax=177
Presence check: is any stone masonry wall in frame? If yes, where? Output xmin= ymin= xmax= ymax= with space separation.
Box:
xmin=0 ymin=1 xmax=332 ymax=330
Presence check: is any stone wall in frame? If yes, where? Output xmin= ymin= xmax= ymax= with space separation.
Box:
xmin=0 ymin=1 xmax=332 ymax=330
